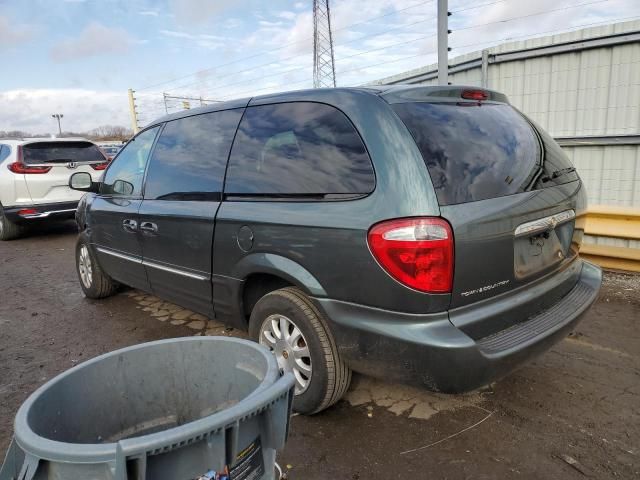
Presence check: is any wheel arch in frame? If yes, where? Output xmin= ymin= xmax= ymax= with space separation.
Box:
xmin=228 ymin=253 xmax=327 ymax=325
xmin=233 ymin=253 xmax=327 ymax=298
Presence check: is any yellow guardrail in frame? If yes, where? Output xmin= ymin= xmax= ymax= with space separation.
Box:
xmin=579 ymin=206 xmax=640 ymax=272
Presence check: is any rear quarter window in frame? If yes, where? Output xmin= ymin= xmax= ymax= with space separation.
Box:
xmin=225 ymin=102 xmax=375 ymax=197
xmin=393 ymin=102 xmax=578 ymax=205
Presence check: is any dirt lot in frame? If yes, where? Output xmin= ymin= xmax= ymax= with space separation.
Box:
xmin=1 ymin=221 xmax=638 ymax=479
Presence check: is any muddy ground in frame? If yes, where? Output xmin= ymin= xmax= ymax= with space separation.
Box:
xmin=0 ymin=221 xmax=638 ymax=479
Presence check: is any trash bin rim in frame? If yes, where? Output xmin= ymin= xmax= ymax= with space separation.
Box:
xmin=13 ymin=337 xmax=282 ymax=464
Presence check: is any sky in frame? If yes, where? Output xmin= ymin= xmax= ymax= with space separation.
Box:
xmin=0 ymin=0 xmax=638 ymax=133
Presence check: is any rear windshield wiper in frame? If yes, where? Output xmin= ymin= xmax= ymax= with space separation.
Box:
xmin=550 ymin=167 xmax=576 ymax=179
xmin=541 ymin=167 xmax=576 ymax=183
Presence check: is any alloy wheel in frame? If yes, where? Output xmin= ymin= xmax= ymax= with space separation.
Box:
xmin=259 ymin=314 xmax=312 ymax=394
xmin=78 ymin=245 xmax=93 ymax=288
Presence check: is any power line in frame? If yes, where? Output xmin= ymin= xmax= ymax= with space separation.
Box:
xmin=137 ymin=0 xmax=436 ymax=92
xmin=450 ymin=13 xmax=640 ymax=50
xmin=138 ymin=0 xmax=629 ymax=110
xmin=452 ymin=0 xmax=609 ymax=32
xmin=167 ymin=32 xmax=438 ymax=97
xmin=161 ymin=12 xmax=441 ymax=95
xmin=217 ymin=48 xmax=438 ymax=101
xmin=450 ymin=0 xmax=510 ymax=14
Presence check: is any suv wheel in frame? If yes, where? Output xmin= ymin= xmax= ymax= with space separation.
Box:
xmin=76 ymin=234 xmax=118 ymax=298
xmin=249 ymin=287 xmax=351 ymax=414
xmin=0 ymin=205 xmax=25 ymax=241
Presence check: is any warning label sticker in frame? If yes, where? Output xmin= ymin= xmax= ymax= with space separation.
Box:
xmin=229 ymin=437 xmax=265 ymax=480
xmin=192 ymin=437 xmax=265 ymax=480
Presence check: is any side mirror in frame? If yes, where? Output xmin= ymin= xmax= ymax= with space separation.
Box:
xmin=69 ymin=172 xmax=99 ymax=193
xmin=112 ymin=179 xmax=134 ymax=196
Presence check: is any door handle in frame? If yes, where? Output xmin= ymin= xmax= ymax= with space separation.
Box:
xmin=139 ymin=221 xmax=158 ymax=235
xmin=122 ymin=219 xmax=138 ymax=232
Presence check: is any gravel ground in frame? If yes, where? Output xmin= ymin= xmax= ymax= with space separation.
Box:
xmin=0 ymin=221 xmax=638 ymax=479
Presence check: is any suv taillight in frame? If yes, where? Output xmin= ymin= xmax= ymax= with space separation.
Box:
xmin=368 ymin=217 xmax=454 ymax=293
xmin=91 ymin=161 xmax=109 ymax=171
xmin=8 ymin=162 xmax=52 ymax=174
xmin=8 ymin=146 xmax=51 ymax=174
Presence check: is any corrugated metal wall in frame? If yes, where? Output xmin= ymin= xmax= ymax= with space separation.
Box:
xmin=375 ymin=20 xmax=640 ymax=210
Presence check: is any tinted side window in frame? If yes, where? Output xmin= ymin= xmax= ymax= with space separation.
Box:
xmin=101 ymin=127 xmax=159 ymax=197
xmin=225 ymin=102 xmax=374 ymax=196
xmin=144 ymin=109 xmax=243 ymax=201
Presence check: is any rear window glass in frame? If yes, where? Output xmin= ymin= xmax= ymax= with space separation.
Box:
xmin=225 ymin=102 xmax=375 ymax=197
xmin=393 ymin=102 xmax=578 ymax=205
xmin=22 ymin=142 xmax=105 ymax=164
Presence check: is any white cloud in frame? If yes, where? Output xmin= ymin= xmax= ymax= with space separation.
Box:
xmin=277 ymin=11 xmax=297 ymax=21
xmin=224 ymin=18 xmax=242 ymax=29
xmin=0 ymin=15 xmax=36 ymax=50
xmin=259 ymin=20 xmax=284 ymax=27
xmin=0 ymin=89 xmax=130 ymax=133
xmin=160 ymin=29 xmax=195 ymax=39
xmin=160 ymin=30 xmax=225 ymax=50
xmin=50 ymin=22 xmax=134 ymax=62
xmin=139 ymin=10 xmax=159 ymax=17
xmin=169 ymin=0 xmax=235 ymax=25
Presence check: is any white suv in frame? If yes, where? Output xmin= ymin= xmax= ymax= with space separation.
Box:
xmin=0 ymin=137 xmax=109 ymax=240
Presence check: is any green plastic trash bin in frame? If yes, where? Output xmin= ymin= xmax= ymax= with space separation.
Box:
xmin=0 ymin=337 xmax=295 ymax=480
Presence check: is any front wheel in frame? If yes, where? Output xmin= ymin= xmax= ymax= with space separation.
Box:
xmin=249 ymin=287 xmax=351 ymax=414
xmin=76 ymin=234 xmax=118 ymax=298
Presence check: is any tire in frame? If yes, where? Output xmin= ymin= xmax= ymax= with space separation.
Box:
xmin=0 ymin=205 xmax=26 ymax=241
xmin=76 ymin=233 xmax=118 ymax=299
xmin=249 ymin=287 xmax=351 ymax=414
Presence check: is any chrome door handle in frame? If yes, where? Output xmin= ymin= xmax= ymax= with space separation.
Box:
xmin=122 ymin=219 xmax=137 ymax=232
xmin=140 ymin=221 xmax=158 ymax=234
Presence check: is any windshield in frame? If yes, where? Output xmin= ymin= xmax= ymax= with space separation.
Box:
xmin=393 ymin=102 xmax=579 ymax=205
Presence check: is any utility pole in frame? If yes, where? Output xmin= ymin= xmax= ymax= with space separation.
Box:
xmin=437 ymin=0 xmax=450 ymax=85
xmin=127 ymin=88 xmax=139 ymax=134
xmin=162 ymin=93 xmax=169 ymax=114
xmin=51 ymin=114 xmax=63 ymax=136
xmin=313 ymin=0 xmax=336 ymax=88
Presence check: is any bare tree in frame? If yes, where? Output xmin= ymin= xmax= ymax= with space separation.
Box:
xmin=87 ymin=125 xmax=133 ymax=142
xmin=1 ymin=125 xmax=132 ymax=142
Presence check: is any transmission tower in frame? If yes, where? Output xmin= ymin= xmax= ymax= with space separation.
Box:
xmin=313 ymin=0 xmax=336 ymax=88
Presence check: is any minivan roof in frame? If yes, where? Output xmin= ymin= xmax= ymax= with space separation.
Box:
xmin=145 ymin=85 xmax=509 ymax=128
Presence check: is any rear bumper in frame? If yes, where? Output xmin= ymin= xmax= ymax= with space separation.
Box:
xmin=4 ymin=201 xmax=78 ymax=223
xmin=315 ymin=259 xmax=602 ymax=393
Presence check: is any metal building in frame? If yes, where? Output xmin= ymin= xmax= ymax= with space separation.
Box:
xmin=373 ymin=20 xmax=640 ymax=269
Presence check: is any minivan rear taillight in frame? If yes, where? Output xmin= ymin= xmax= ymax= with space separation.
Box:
xmin=368 ymin=217 xmax=454 ymax=293
xmin=8 ymin=146 xmax=52 ymax=174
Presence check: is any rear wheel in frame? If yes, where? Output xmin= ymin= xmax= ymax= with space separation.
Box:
xmin=76 ymin=234 xmax=118 ymax=298
xmin=0 ymin=205 xmax=25 ymax=241
xmin=249 ymin=287 xmax=351 ymax=414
